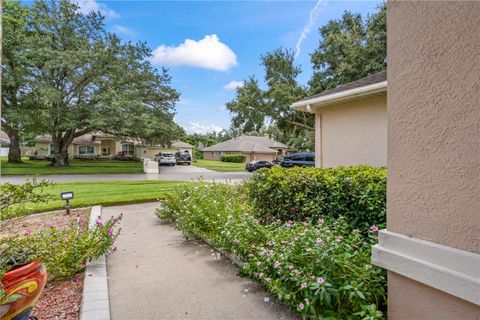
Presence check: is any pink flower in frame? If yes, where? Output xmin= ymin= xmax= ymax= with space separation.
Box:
xmin=47 ymin=224 xmax=54 ymax=228
xmin=248 ymin=253 xmax=254 ymax=257
xmin=298 ymin=303 xmax=305 ymax=310
xmin=23 ymin=230 xmax=32 ymax=237
xmin=108 ymin=228 xmax=113 ymax=237
xmin=268 ymin=250 xmax=274 ymax=257
xmin=96 ymin=221 xmax=104 ymax=227
xmin=318 ymin=218 xmax=325 ymax=224
xmin=301 ymin=282 xmax=308 ymax=289
xmin=256 ymin=261 xmax=261 ymax=266
xmin=260 ymin=247 xmax=267 ymax=254
xmin=273 ymin=261 xmax=280 ymax=269
xmin=370 ymin=225 xmax=379 ymax=232
xmin=74 ymin=277 xmax=81 ymax=283
xmin=306 ymin=248 xmax=312 ymax=253
xmin=335 ymin=236 xmax=343 ymax=242
xmin=317 ymin=277 xmax=325 ymax=285
xmin=316 ymin=238 xmax=323 ymax=244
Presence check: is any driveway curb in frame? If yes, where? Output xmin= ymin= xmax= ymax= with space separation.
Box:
xmin=80 ymin=205 xmax=111 ymax=320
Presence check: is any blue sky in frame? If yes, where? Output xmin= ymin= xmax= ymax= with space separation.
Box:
xmin=76 ymin=0 xmax=382 ymax=134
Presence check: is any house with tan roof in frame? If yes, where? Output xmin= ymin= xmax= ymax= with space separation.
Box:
xmin=200 ymin=135 xmax=289 ymax=163
xmin=291 ymin=71 xmax=387 ymax=168
xmin=33 ymin=132 xmax=194 ymax=159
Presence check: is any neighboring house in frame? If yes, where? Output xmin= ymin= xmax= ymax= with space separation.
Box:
xmin=0 ymin=131 xmax=10 ymax=157
xmin=291 ymin=71 xmax=387 ymax=168
xmin=200 ymin=135 xmax=289 ymax=162
xmin=33 ymin=132 xmax=194 ymax=159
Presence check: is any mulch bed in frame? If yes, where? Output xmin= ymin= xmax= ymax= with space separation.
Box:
xmin=2 ymin=208 xmax=91 ymax=320
xmin=32 ymin=277 xmax=84 ymax=320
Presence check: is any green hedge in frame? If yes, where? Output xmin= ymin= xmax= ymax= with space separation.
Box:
xmin=220 ymin=154 xmax=246 ymax=163
xmin=246 ymin=165 xmax=387 ymax=230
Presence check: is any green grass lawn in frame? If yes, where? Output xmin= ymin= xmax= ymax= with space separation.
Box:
xmin=5 ymin=180 xmax=191 ymax=218
xmin=192 ymin=159 xmax=246 ymax=172
xmin=1 ymin=157 xmax=143 ymax=175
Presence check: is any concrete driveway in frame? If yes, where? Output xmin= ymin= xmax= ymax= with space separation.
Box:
xmin=0 ymin=164 xmax=252 ymax=184
xmin=106 ymin=202 xmax=296 ymax=320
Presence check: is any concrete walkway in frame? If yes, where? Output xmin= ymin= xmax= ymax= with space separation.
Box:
xmin=105 ymin=203 xmax=296 ymax=320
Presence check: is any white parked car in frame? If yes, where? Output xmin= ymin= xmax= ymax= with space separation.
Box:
xmin=155 ymin=153 xmax=176 ymax=166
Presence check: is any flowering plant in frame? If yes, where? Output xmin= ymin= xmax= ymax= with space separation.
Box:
xmin=157 ymin=182 xmax=387 ymax=318
xmin=0 ymin=213 xmax=122 ymax=280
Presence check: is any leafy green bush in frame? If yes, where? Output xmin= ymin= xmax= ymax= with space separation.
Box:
xmin=220 ymin=154 xmax=246 ymax=163
xmin=156 ymin=183 xmax=386 ymax=318
xmin=0 ymin=214 xmax=122 ymax=280
xmin=156 ymin=183 xmax=268 ymax=257
xmin=246 ymin=166 xmax=387 ymax=229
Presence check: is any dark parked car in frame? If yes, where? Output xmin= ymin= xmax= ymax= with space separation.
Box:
xmin=280 ymin=152 xmax=315 ymax=168
xmin=272 ymin=157 xmax=283 ymax=165
xmin=176 ymin=152 xmax=192 ymax=165
xmin=245 ymin=160 xmax=273 ymax=172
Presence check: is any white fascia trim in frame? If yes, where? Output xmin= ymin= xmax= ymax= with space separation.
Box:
xmin=291 ymin=81 xmax=387 ymax=112
xmin=372 ymin=229 xmax=480 ymax=305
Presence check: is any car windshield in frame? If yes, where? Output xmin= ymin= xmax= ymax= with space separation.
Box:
xmin=163 ymin=153 xmax=174 ymax=157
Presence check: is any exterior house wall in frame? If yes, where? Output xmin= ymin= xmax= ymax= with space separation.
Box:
xmin=252 ymin=153 xmax=275 ymax=162
xmin=314 ymin=95 xmax=387 ymax=168
xmin=35 ymin=142 xmax=50 ymax=156
xmin=136 ymin=146 xmax=193 ymax=160
xmin=384 ymin=1 xmax=480 ymax=318
xmin=202 ymin=151 xmax=274 ymax=162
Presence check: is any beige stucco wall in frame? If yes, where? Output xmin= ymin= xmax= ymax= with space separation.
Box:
xmin=315 ymin=95 xmax=387 ymax=168
xmin=136 ymin=146 xmax=193 ymax=160
xmin=387 ymin=1 xmax=480 ymax=318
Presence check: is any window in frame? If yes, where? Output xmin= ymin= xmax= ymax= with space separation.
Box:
xmin=122 ymin=144 xmax=134 ymax=156
xmin=78 ymin=145 xmax=95 ymax=155
xmin=291 ymin=154 xmax=305 ymax=161
xmin=305 ymin=154 xmax=315 ymax=162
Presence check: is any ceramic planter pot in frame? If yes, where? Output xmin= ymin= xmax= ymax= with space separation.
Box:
xmin=0 ymin=261 xmax=47 ymax=320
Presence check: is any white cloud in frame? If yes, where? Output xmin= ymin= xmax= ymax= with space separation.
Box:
xmin=112 ymin=25 xmax=136 ymax=37
xmin=183 ymin=122 xmax=223 ymax=135
xmin=223 ymin=80 xmax=244 ymax=90
xmin=75 ymin=0 xmax=119 ymax=19
xmin=295 ymin=0 xmax=328 ymax=59
xmin=151 ymin=34 xmax=238 ymax=71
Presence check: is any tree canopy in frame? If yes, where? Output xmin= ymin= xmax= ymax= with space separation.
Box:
xmin=226 ymin=48 xmax=314 ymax=150
xmin=309 ymin=4 xmax=386 ymax=93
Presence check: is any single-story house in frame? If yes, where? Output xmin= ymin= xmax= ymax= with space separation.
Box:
xmin=291 ymin=71 xmax=387 ymax=168
xmin=200 ymin=135 xmax=289 ymax=162
xmin=33 ymin=132 xmax=194 ymax=159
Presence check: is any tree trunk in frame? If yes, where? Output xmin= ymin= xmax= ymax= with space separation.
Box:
xmin=49 ymin=131 xmax=73 ymax=167
xmin=5 ymin=127 xmax=22 ymax=163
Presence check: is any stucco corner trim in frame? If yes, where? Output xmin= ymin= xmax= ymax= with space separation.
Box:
xmin=372 ymin=230 xmax=480 ymax=305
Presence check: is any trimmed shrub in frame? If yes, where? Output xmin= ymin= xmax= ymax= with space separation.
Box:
xmin=246 ymin=165 xmax=387 ymax=230
xmin=220 ymin=154 xmax=246 ymax=163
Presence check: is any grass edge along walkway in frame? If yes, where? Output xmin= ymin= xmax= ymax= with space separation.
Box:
xmin=4 ymin=180 xmax=192 ymax=218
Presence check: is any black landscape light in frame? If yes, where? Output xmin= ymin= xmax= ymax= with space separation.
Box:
xmin=60 ymin=191 xmax=74 ymax=215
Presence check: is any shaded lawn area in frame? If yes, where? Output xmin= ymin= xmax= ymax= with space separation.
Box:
xmin=1 ymin=157 xmax=143 ymax=175
xmin=192 ymin=159 xmax=246 ymax=172
xmin=6 ymin=180 xmax=191 ymax=218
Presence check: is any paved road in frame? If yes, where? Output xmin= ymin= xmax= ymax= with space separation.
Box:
xmin=105 ymin=203 xmax=296 ymax=320
xmin=0 ymin=165 xmax=252 ymax=184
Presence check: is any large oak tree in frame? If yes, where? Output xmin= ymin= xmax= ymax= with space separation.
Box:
xmin=2 ymin=0 xmax=180 ymax=166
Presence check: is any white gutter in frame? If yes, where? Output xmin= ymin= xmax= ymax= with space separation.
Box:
xmin=291 ymin=80 xmax=387 ymax=113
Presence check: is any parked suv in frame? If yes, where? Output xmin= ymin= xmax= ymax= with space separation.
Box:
xmin=155 ymin=152 xmax=176 ymax=166
xmin=280 ymin=152 xmax=315 ymax=167
xmin=176 ymin=152 xmax=191 ymax=165
xmin=245 ymin=160 xmax=273 ymax=172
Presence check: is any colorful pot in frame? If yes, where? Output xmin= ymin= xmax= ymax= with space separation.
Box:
xmin=0 ymin=261 xmax=47 ymax=320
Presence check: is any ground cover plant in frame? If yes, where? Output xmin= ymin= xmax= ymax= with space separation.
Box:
xmin=2 ymin=180 xmax=191 ymax=218
xmin=1 ymin=157 xmax=143 ymax=175
xmin=156 ymin=178 xmax=387 ymax=319
xmin=246 ymin=166 xmax=387 ymax=230
xmin=192 ymin=159 xmax=246 ymax=172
